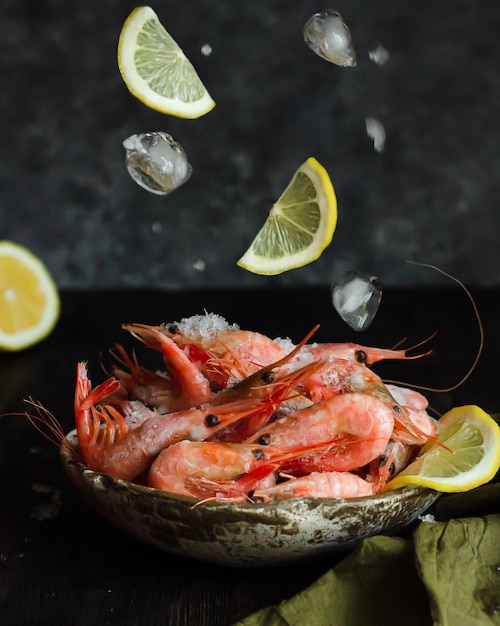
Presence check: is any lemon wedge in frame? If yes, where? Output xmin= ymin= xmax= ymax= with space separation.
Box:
xmin=117 ymin=6 xmax=215 ymax=119
xmin=385 ymin=406 xmax=500 ymax=493
xmin=237 ymin=157 xmax=338 ymax=275
xmin=0 ymin=241 xmax=60 ymax=351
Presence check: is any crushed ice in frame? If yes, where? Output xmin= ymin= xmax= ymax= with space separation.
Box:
xmin=170 ymin=312 xmax=239 ymax=341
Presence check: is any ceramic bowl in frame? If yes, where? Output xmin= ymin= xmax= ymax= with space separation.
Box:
xmin=61 ymin=430 xmax=440 ymax=568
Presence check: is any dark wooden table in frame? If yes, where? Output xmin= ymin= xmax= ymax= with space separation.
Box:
xmin=0 ymin=286 xmax=497 ymax=625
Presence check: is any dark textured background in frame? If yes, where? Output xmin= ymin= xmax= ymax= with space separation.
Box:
xmin=2 ymin=0 xmax=499 ymax=289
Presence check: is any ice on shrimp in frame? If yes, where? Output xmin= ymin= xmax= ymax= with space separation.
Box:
xmin=167 ymin=312 xmax=240 ymax=342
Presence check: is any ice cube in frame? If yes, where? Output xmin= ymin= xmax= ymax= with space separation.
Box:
xmin=123 ymin=131 xmax=192 ymax=195
xmin=303 ymin=10 xmax=357 ymax=67
xmin=332 ymin=271 xmax=382 ymax=331
xmin=365 ymin=117 xmax=386 ymax=153
xmin=369 ymin=45 xmax=390 ymax=66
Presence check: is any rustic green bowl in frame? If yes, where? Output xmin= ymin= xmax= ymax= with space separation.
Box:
xmin=61 ymin=430 xmax=439 ymax=567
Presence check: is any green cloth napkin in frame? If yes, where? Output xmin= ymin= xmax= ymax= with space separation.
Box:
xmin=414 ymin=515 xmax=500 ymax=626
xmin=235 ymin=513 xmax=500 ymax=626
xmin=234 ymin=535 xmax=432 ymax=626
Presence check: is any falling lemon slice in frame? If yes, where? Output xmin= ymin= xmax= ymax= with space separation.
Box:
xmin=237 ymin=157 xmax=337 ymax=275
xmin=384 ymin=406 xmax=500 ymax=493
xmin=117 ymin=6 xmax=215 ymax=119
xmin=0 ymin=241 xmax=60 ymax=351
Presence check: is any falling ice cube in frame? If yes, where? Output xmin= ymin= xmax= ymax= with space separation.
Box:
xmin=201 ymin=43 xmax=212 ymax=56
xmin=332 ymin=271 xmax=382 ymax=331
xmin=368 ymin=44 xmax=390 ymax=66
xmin=303 ymin=10 xmax=357 ymax=67
xmin=123 ymin=131 xmax=192 ymax=195
xmin=365 ymin=117 xmax=386 ymax=153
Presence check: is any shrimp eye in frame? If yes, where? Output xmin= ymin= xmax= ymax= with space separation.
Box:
xmin=393 ymin=405 xmax=403 ymax=414
xmin=247 ymin=490 xmax=255 ymax=500
xmin=252 ymin=449 xmax=265 ymax=460
xmin=204 ymin=413 xmax=220 ymax=427
xmin=165 ymin=323 xmax=179 ymax=334
xmin=258 ymin=434 xmax=271 ymax=446
xmin=389 ymin=461 xmax=396 ymax=476
xmin=355 ymin=350 xmax=367 ymax=364
xmin=262 ymin=371 xmax=275 ymax=384
xmin=379 ymin=454 xmax=388 ymax=467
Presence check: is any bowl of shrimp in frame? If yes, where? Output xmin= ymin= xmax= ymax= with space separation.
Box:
xmin=51 ymin=313 xmax=441 ymax=567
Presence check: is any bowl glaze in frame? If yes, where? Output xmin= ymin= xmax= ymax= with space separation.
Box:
xmin=61 ymin=430 xmax=440 ymax=567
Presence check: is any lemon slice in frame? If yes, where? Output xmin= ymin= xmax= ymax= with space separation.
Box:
xmin=0 ymin=241 xmax=60 ymax=351
xmin=385 ymin=406 xmax=500 ymax=493
xmin=237 ymin=157 xmax=338 ymax=275
xmin=117 ymin=6 xmax=215 ymax=119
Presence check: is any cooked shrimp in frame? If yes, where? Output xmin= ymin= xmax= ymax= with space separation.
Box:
xmin=368 ymin=440 xmax=417 ymax=491
xmin=302 ymin=359 xmax=435 ymax=445
xmin=385 ymin=383 xmax=437 ymax=444
xmin=122 ymin=324 xmax=213 ymax=409
xmin=301 ymin=356 xmax=394 ymax=402
xmin=248 ymin=392 xmax=395 ymax=472
xmin=110 ymin=343 xmax=176 ymax=413
xmin=198 ymin=330 xmax=287 ymax=388
xmin=122 ymin=322 xmax=320 ymax=405
xmin=149 ymin=440 xmax=340 ymax=499
xmin=301 ymin=341 xmax=430 ymax=366
xmin=74 ymin=351 xmax=321 ymax=480
xmin=161 ymin=313 xmax=288 ymax=387
xmin=252 ymin=471 xmax=375 ymax=501
xmin=385 ymin=384 xmax=429 ymax=411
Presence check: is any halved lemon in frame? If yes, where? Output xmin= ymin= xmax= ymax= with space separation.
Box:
xmin=0 ymin=241 xmax=60 ymax=351
xmin=237 ymin=157 xmax=337 ymax=275
xmin=117 ymin=6 xmax=215 ymax=119
xmin=384 ymin=406 xmax=500 ymax=493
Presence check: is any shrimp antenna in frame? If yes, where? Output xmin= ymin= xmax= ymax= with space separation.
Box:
xmin=8 ymin=398 xmax=77 ymax=456
xmin=385 ymin=261 xmax=483 ymax=393
xmin=390 ymin=329 xmax=438 ymax=356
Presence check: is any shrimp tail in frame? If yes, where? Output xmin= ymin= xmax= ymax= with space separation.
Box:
xmin=74 ymin=362 xmax=124 ymax=466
